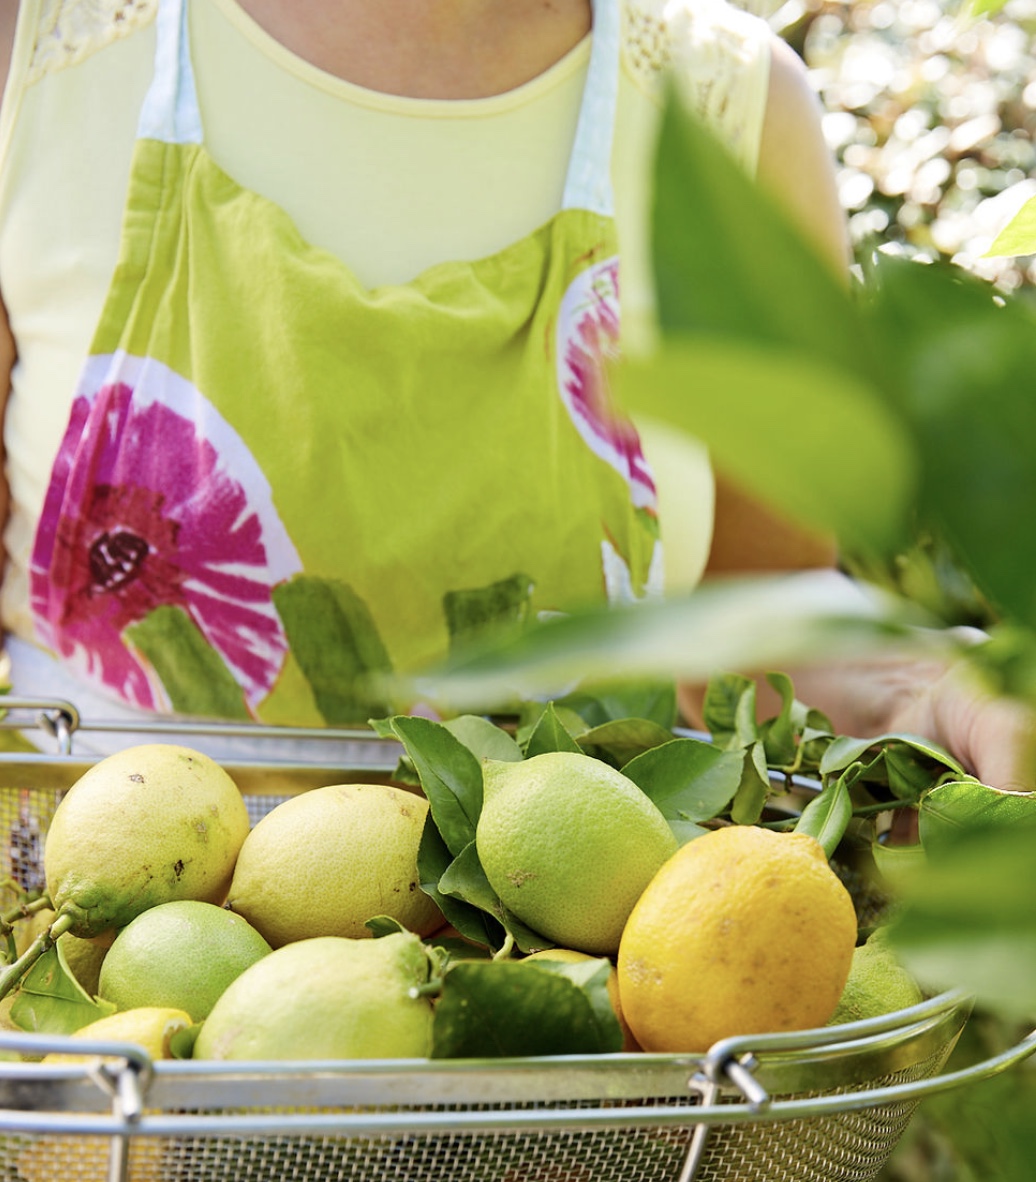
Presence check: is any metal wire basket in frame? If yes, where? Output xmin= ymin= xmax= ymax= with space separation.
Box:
xmin=0 ymin=698 xmax=1030 ymax=1182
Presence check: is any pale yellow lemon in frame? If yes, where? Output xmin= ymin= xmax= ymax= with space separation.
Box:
xmin=226 ymin=783 xmax=442 ymax=947
xmin=194 ymin=931 xmax=436 ymax=1060
xmin=44 ymin=744 xmax=250 ymax=938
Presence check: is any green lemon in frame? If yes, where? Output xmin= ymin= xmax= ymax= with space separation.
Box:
xmin=99 ymin=900 xmax=272 ymax=1021
xmin=475 ymin=752 xmax=678 ymax=955
xmin=193 ymin=931 xmax=436 ymax=1060
xmin=225 ymin=783 xmax=442 ymax=947
xmin=44 ymin=744 xmax=251 ymax=939
xmin=828 ymin=928 xmax=924 ymax=1025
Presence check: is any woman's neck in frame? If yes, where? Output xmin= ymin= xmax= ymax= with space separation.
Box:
xmin=232 ymin=0 xmax=594 ymax=99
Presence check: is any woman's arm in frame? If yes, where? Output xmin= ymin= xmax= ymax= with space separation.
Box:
xmin=703 ymin=35 xmax=846 ymax=579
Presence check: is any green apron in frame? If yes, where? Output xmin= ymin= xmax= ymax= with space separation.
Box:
xmin=29 ymin=0 xmax=662 ymax=726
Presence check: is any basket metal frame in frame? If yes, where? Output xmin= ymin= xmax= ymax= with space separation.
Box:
xmin=0 ymin=697 xmax=1032 ymax=1182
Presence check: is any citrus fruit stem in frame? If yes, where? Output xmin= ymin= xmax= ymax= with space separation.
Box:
xmin=0 ymin=908 xmax=74 ymax=998
xmin=407 ymin=978 xmax=443 ymax=999
xmin=0 ymin=893 xmax=53 ymax=932
xmin=491 ymin=933 xmax=515 ymax=962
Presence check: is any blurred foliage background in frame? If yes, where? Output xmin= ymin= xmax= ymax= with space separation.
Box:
xmin=788 ymin=0 xmax=1036 ymax=295
xmin=781 ymin=3 xmax=1036 ymax=1176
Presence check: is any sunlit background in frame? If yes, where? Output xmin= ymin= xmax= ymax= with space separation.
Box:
xmin=779 ymin=0 xmax=1036 ymax=293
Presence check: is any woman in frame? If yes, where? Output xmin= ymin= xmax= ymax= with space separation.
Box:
xmin=0 ymin=0 xmax=1030 ymax=788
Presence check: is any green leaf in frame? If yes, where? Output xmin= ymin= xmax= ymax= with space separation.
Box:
xmin=430 ymin=958 xmax=622 ymax=1058
xmin=365 ymin=915 xmax=407 ymax=938
xmin=985 ymin=195 xmax=1036 ymax=258
xmin=702 ymin=673 xmax=757 ymax=748
xmin=650 ymin=82 xmax=866 ymax=377
xmin=888 ymin=821 xmax=1036 ymax=1018
xmin=616 ymin=341 xmax=914 ymax=556
xmin=438 ymin=843 xmax=548 ymax=955
xmin=794 ymin=774 xmax=853 ymax=858
xmin=577 ymin=717 xmax=677 ymax=768
xmin=124 ymin=604 xmax=250 ymax=720
xmin=403 ymin=572 xmax=928 ymax=714
xmin=556 ymin=680 xmax=678 ymax=729
xmin=522 ymin=701 xmax=584 ymax=758
xmin=621 ymin=737 xmax=744 ymax=822
xmin=870 ymin=840 xmax=927 ymax=894
xmin=417 ymin=815 xmax=503 ymax=951
xmin=385 ymin=715 xmax=483 ymax=857
xmin=820 ymin=732 xmax=965 ymax=779
xmin=169 ymin=1023 xmax=202 ymax=1060
xmin=759 ymin=671 xmax=800 ymax=767
xmin=10 ymin=944 xmax=116 ymax=1035
xmin=730 ymin=741 xmax=771 ymax=825
xmin=440 ymin=715 xmax=523 ymax=764
xmin=866 ymin=252 xmax=1036 ymax=628
xmin=919 ymin=780 xmax=1036 ymax=857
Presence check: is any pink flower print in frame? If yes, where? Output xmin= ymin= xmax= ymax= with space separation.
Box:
xmin=30 ymin=353 xmax=302 ymax=713
xmin=556 ymin=256 xmax=657 ymax=512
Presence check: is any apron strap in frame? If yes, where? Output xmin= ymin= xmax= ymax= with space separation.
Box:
xmin=137 ymin=0 xmax=203 ymax=144
xmin=561 ymin=0 xmax=621 ymax=217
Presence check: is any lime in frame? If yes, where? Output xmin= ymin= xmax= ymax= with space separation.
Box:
xmin=99 ymin=900 xmax=271 ymax=1020
xmin=476 ymin=752 xmax=678 ymax=955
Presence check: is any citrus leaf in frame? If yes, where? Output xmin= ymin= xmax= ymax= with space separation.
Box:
xmin=985 ymin=194 xmax=1036 ymax=257
xmin=730 ymin=741 xmax=771 ymax=826
xmin=440 ymin=715 xmax=523 ymax=764
xmin=402 ymin=572 xmax=925 ymax=713
xmin=169 ymin=1023 xmax=202 ymax=1060
xmin=621 ymin=737 xmax=743 ymax=822
xmin=888 ymin=820 xmax=1036 ymax=1018
xmin=870 ymin=840 xmax=927 ymax=894
xmin=820 ymin=733 xmax=965 ymax=778
xmin=577 ymin=717 xmax=676 ymax=768
xmin=522 ymin=702 xmax=584 ymax=758
xmin=759 ymin=671 xmax=800 ymax=767
xmin=794 ymin=773 xmax=853 ymax=858
xmin=919 ymin=780 xmax=1036 ymax=857
xmin=556 ymin=680 xmax=678 ymax=729
xmin=10 ymin=943 xmax=116 ymax=1035
xmin=386 ymin=715 xmax=483 ymax=856
xmin=702 ymin=673 xmax=757 ymax=749
xmin=431 ymin=959 xmax=622 ymax=1058
xmin=437 ymin=842 xmax=547 ymax=955
xmin=417 ymin=816 xmax=503 ymax=951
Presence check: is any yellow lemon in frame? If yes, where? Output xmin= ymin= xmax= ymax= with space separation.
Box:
xmin=44 ymin=744 xmax=251 ymax=938
xmin=617 ymin=826 xmax=857 ymax=1052
xmin=476 ymin=752 xmax=678 ymax=955
xmin=524 ymin=948 xmax=640 ymax=1051
xmin=41 ymin=1006 xmax=193 ymax=1064
xmin=17 ymin=1008 xmax=192 ymax=1182
xmin=225 ymin=783 xmax=442 ymax=946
